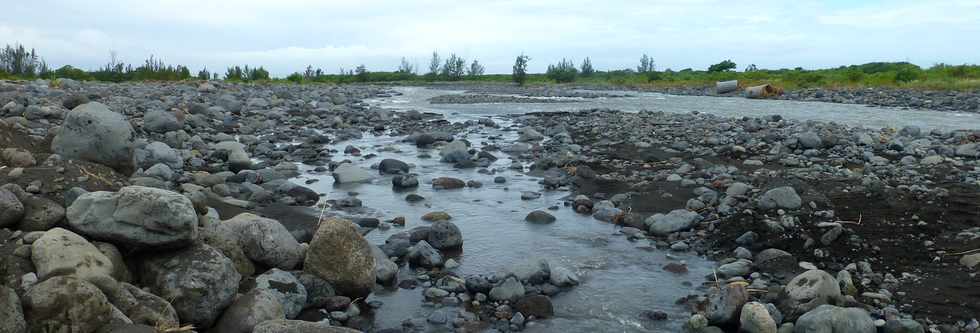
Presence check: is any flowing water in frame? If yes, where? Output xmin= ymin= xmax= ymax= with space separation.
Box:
xmin=291 ymin=87 xmax=978 ymax=332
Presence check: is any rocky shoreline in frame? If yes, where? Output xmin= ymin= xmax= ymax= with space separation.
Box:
xmin=0 ymin=79 xmax=978 ymax=333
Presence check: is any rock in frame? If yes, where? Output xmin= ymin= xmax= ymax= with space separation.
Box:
xmin=645 ymin=209 xmax=702 ymax=235
xmin=793 ymin=305 xmax=874 ymax=333
xmin=370 ymin=244 xmax=398 ymax=284
xmin=275 ymin=182 xmax=319 ymax=206
xmin=518 ymin=127 xmax=545 ymax=142
xmin=407 ymin=240 xmax=443 ymax=267
xmin=214 ymin=141 xmax=252 ymax=172
xmin=379 ymin=158 xmax=410 ymax=174
xmin=0 ymin=286 xmax=26 ymax=333
xmin=62 ymin=94 xmax=90 ymax=109
xmin=780 ymin=270 xmax=842 ymax=320
xmin=2 ymin=184 xmax=65 ymax=231
xmin=520 ymin=191 xmax=541 ymax=200
xmin=758 ymin=187 xmax=802 ymax=210
xmin=740 ymin=302 xmax=777 ymax=333
xmin=717 ymin=259 xmax=752 ymax=278
xmin=51 ymin=102 xmax=136 ymax=172
xmin=295 ymin=272 xmax=337 ymax=310
xmin=220 ymin=213 xmax=303 ymax=269
xmin=331 ymin=163 xmax=375 ymax=184
xmin=428 ymin=220 xmax=462 ymax=250
xmin=392 ymin=175 xmax=419 ymax=189
xmin=140 ymin=244 xmax=241 ymax=328
xmin=252 ymin=320 xmax=362 ymax=333
xmin=440 ymin=140 xmax=470 ymax=163
xmin=67 ymin=186 xmax=198 ymax=250
xmin=755 ymin=248 xmax=797 ymax=275
xmin=31 ymin=227 xmax=114 ymax=281
xmin=549 ymin=265 xmax=579 ymax=286
xmin=959 ymin=253 xmax=980 ymax=269
xmin=1 ymin=148 xmax=35 ymax=167
xmin=797 ymin=132 xmax=823 ymax=149
xmin=255 ymin=269 xmax=307 ymax=319
xmin=97 ymin=279 xmax=179 ymax=327
xmin=304 ymin=218 xmax=375 ymax=298
xmin=134 ymin=141 xmax=183 ymax=170
xmin=882 ymin=319 xmax=925 ymax=333
xmin=514 ymin=295 xmax=554 ymax=318
xmin=707 ymin=283 xmax=749 ymax=325
xmin=489 ymin=276 xmax=526 ymax=301
xmin=143 ymin=109 xmax=182 ymax=133
xmin=421 ymin=211 xmax=451 ymax=222
xmin=525 ymin=210 xmax=556 ymax=224
xmin=0 ymin=187 xmax=24 ymax=228
xmin=213 ymin=290 xmax=285 ymax=333
xmin=23 ymin=276 xmax=112 ymax=333
xmin=432 ymin=177 xmax=466 ymax=190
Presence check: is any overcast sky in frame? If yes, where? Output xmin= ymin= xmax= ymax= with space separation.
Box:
xmin=2 ymin=0 xmax=979 ymax=76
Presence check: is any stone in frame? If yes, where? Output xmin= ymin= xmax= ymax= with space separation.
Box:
xmin=525 ymin=210 xmax=556 ymax=224
xmin=220 ymin=213 xmax=303 ymax=269
xmin=255 ymin=268 xmax=307 ymax=319
xmin=421 ymin=211 xmax=452 ymax=222
xmin=51 ymin=102 xmax=136 ymax=172
xmin=140 ymin=244 xmax=241 ymax=328
xmin=213 ymin=290 xmax=285 ymax=333
xmin=23 ymin=276 xmax=112 ymax=333
xmin=0 ymin=187 xmax=24 ymax=228
xmin=67 ymin=186 xmax=198 ymax=250
xmin=514 ymin=295 xmax=554 ymax=318
xmin=392 ymin=175 xmax=419 ymax=189
xmin=252 ymin=320 xmax=362 ymax=333
xmin=304 ymin=218 xmax=375 ymax=298
xmin=407 ymin=240 xmax=443 ymax=267
xmin=1 ymin=148 xmax=35 ymax=167
xmin=428 ymin=220 xmax=463 ymax=250
xmin=549 ymin=265 xmax=579 ymax=286
xmin=758 ymin=187 xmax=802 ymax=210
xmin=295 ymin=272 xmax=336 ymax=310
xmin=755 ymin=248 xmax=797 ymax=275
xmin=143 ymin=109 xmax=182 ymax=133
xmin=97 ymin=279 xmax=179 ymax=327
xmin=2 ymin=184 xmax=65 ymax=232
xmin=882 ymin=319 xmax=925 ymax=333
xmin=793 ymin=305 xmax=874 ymax=333
xmin=370 ymin=244 xmax=398 ymax=284
xmin=331 ymin=163 xmax=375 ymax=184
xmin=135 ymin=141 xmax=183 ymax=170
xmin=959 ymin=253 xmax=980 ymax=269
xmin=717 ymin=259 xmax=752 ymax=278
xmin=0 ymin=286 xmax=26 ymax=333
xmin=432 ymin=177 xmax=466 ymax=190
xmin=31 ymin=227 xmax=114 ymax=281
xmin=440 ymin=140 xmax=470 ymax=163
xmin=797 ymin=132 xmax=823 ymax=149
xmin=780 ymin=270 xmax=842 ymax=320
xmin=645 ymin=209 xmax=702 ymax=235
xmin=707 ymin=283 xmax=749 ymax=325
xmin=378 ymin=158 xmax=410 ymax=174
xmin=489 ymin=276 xmax=526 ymax=301
xmin=740 ymin=302 xmax=777 ymax=333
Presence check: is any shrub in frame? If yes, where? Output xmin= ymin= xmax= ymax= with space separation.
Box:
xmin=546 ymin=58 xmax=578 ymax=83
xmin=427 ymin=51 xmax=440 ymax=80
xmin=467 ymin=60 xmax=485 ymax=77
xmin=512 ymin=53 xmax=530 ymax=86
xmin=844 ymin=68 xmax=864 ymax=83
xmin=580 ymin=57 xmax=595 ymax=77
xmin=355 ymin=65 xmax=369 ymax=82
xmin=441 ymin=54 xmax=466 ymax=81
xmin=895 ymin=66 xmax=922 ymax=83
xmin=55 ymin=65 xmax=91 ymax=81
xmin=708 ymin=60 xmax=737 ymax=72
xmin=286 ymin=72 xmax=304 ymax=83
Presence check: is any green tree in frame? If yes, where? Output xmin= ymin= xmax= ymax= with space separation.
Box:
xmin=355 ymin=64 xmax=369 ymax=82
xmin=580 ymin=57 xmax=595 ymax=77
xmin=637 ymin=54 xmax=654 ymax=73
xmin=441 ymin=53 xmax=466 ymax=81
xmin=546 ymin=58 xmax=578 ymax=83
xmin=427 ymin=51 xmax=441 ymax=79
xmin=197 ymin=67 xmax=211 ymax=80
xmin=708 ymin=60 xmax=737 ymax=72
xmin=512 ymin=53 xmax=530 ymax=86
xmin=467 ymin=59 xmax=485 ymax=77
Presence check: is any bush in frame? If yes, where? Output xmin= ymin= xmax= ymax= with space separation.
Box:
xmin=441 ymin=54 xmax=466 ymax=81
xmin=286 ymin=72 xmax=304 ymax=83
xmin=844 ymin=68 xmax=864 ymax=83
xmin=546 ymin=58 xmax=578 ymax=83
xmin=785 ymin=70 xmax=825 ymax=88
xmin=355 ymin=65 xmax=369 ymax=82
xmin=895 ymin=67 xmax=922 ymax=83
xmin=580 ymin=57 xmax=594 ymax=77
xmin=512 ymin=54 xmax=530 ymax=86
xmin=708 ymin=60 xmax=737 ymax=72
xmin=54 ymin=65 xmax=91 ymax=81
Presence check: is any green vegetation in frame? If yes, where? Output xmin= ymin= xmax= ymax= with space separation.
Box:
xmin=1 ymin=43 xmax=978 ymax=91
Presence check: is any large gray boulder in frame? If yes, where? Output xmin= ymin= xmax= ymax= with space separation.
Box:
xmin=304 ymin=218 xmax=375 ymax=298
xmin=707 ymin=283 xmax=749 ymax=325
xmin=219 ymin=213 xmax=303 ymax=269
xmin=253 ymin=320 xmax=362 ymax=333
xmin=332 ymin=163 xmax=375 ymax=184
xmin=780 ymin=270 xmax=842 ymax=320
xmin=758 ymin=187 xmax=802 ymax=210
xmin=255 ymin=269 xmax=307 ymax=319
xmin=428 ymin=220 xmax=462 ymax=250
xmin=23 ymin=276 xmax=113 ymax=333
xmin=645 ymin=209 xmax=702 ymax=235
xmin=0 ymin=286 xmax=26 ymax=333
xmin=143 ymin=109 xmax=182 ymax=133
xmin=740 ymin=301 xmax=777 ymax=333
xmin=134 ymin=141 xmax=183 ymax=170
xmin=94 ymin=278 xmax=179 ymax=328
xmin=31 ymin=227 xmax=114 ymax=281
xmin=140 ymin=244 xmax=241 ymax=328
xmin=793 ymin=305 xmax=874 ymax=333
xmin=67 ymin=186 xmax=198 ymax=250
xmin=439 ymin=140 xmax=470 ymax=163
xmin=489 ymin=276 xmax=525 ymax=301
xmin=51 ymin=102 xmax=136 ymax=172
xmin=213 ymin=141 xmax=252 ymax=172
xmin=212 ymin=290 xmax=285 ymax=333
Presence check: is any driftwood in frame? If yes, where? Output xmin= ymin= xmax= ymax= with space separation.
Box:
xmin=745 ymin=84 xmax=784 ymax=99
xmin=716 ymin=80 xmax=738 ymax=94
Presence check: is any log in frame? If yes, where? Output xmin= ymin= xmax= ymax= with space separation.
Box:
xmin=716 ymin=80 xmax=738 ymax=94
xmin=745 ymin=84 xmax=783 ymax=99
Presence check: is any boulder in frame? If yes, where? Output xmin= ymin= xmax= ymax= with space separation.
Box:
xmin=331 ymin=163 xmax=375 ymax=184
xmin=707 ymin=283 xmax=749 ymax=325
xmin=143 ymin=109 xmax=182 ymax=133
xmin=253 ymin=320 xmax=362 ymax=333
xmin=213 ymin=290 xmax=285 ymax=333
xmin=67 ymin=186 xmax=198 ymax=250
xmin=758 ymin=187 xmax=802 ymax=210
xmin=514 ymin=295 xmax=554 ymax=318
xmin=525 ymin=210 xmax=556 ymax=224
xmin=304 ymin=218 xmax=375 ymax=298
xmin=2 ymin=184 xmax=65 ymax=232
xmin=428 ymin=220 xmax=462 ymax=250
xmin=370 ymin=244 xmax=398 ymax=284
xmin=489 ymin=276 xmax=525 ymax=301
xmin=439 ymin=140 xmax=470 ymax=163
xmin=1 ymin=148 xmax=35 ymax=167
xmin=255 ymin=269 xmax=307 ymax=319
xmin=780 ymin=270 xmax=841 ymax=320
xmin=140 ymin=244 xmax=240 ymax=328
xmin=96 ymin=279 xmax=179 ymax=327
xmin=645 ymin=209 xmax=702 ymax=235
xmin=31 ymin=227 xmax=114 ymax=281
xmin=432 ymin=177 xmax=465 ymax=190
xmin=220 ymin=213 xmax=303 ymax=269
xmin=295 ymin=272 xmax=336 ymax=310
xmin=793 ymin=305 xmax=874 ymax=333
xmin=0 ymin=286 xmax=26 ymax=333
xmin=51 ymin=102 xmax=136 ymax=172
xmin=407 ymin=240 xmax=443 ymax=268
xmin=0 ymin=187 xmax=24 ymax=228
xmin=134 ymin=141 xmax=183 ymax=170
xmin=740 ymin=302 xmax=777 ymax=333
xmin=23 ymin=276 xmax=112 ymax=333
xmin=754 ymin=248 xmax=797 ymax=275
xmin=378 ymin=158 xmax=410 ymax=174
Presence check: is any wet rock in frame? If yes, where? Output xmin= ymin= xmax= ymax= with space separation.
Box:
xmin=0 ymin=187 xmax=24 ymax=228
xmin=525 ymin=210 xmax=556 ymax=224
xmin=0 ymin=286 xmax=26 ymax=333
xmin=140 ymin=244 xmax=241 ymax=328
xmin=220 ymin=213 xmax=303 ymax=269
xmin=304 ymin=218 xmax=375 ymax=298
xmin=793 ymin=305 xmax=874 ymax=333
xmin=489 ymin=276 xmax=526 ymax=301
xmin=428 ymin=220 xmax=463 ymax=250
xmin=521 ymin=191 xmax=541 ymax=200
xmin=255 ymin=269 xmax=307 ymax=319
xmin=740 ymin=302 xmax=777 ymax=333
xmin=707 ymin=283 xmax=749 ymax=325
xmin=252 ymin=319 xmax=362 ymax=333
xmin=779 ymin=270 xmax=842 ymax=320
xmin=405 ymin=193 xmax=425 ymax=202
xmin=392 ymin=175 xmax=419 ymax=189
xmin=646 ymin=209 xmax=702 ymax=236
xmin=407 ymin=240 xmax=443 ymax=267
xmin=440 ymin=140 xmax=471 ymax=163
xmin=31 ymin=227 xmax=114 ymax=281
xmin=67 ymin=186 xmax=198 ymax=250
xmin=422 ymin=211 xmax=451 ymax=222
xmin=370 ymin=244 xmax=398 ymax=284
xmin=379 ymin=158 xmax=410 ymax=174
xmin=758 ymin=187 xmax=802 ymax=210
xmin=432 ymin=177 xmax=466 ymax=190
xmin=295 ymin=272 xmax=336 ymax=310
xmin=23 ymin=276 xmax=112 ymax=333
xmin=213 ymin=290 xmax=285 ymax=333
xmin=51 ymin=102 xmax=136 ymax=172
xmin=332 ymin=163 xmax=375 ymax=184
xmin=514 ymin=295 xmax=554 ymax=318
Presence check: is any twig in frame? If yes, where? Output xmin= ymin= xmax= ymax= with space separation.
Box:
xmin=946 ymin=248 xmax=980 ymax=256
xmin=79 ymin=165 xmax=112 ymax=184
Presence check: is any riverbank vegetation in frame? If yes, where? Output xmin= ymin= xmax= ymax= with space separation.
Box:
xmin=2 ymin=43 xmax=978 ymax=91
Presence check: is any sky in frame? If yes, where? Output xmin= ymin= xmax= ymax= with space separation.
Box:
xmin=2 ymin=0 xmax=979 ymax=76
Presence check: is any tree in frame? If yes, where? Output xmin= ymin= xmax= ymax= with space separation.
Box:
xmin=286 ymin=72 xmax=304 ymax=83
xmin=637 ymin=54 xmax=654 ymax=73
xmin=355 ymin=64 xmax=369 ymax=82
xmin=512 ymin=53 xmax=530 ymax=86
xmin=397 ymin=57 xmax=415 ymax=74
xmin=467 ymin=59 xmax=485 ymax=77
xmin=441 ymin=53 xmax=466 ymax=81
xmin=580 ymin=57 xmax=594 ymax=77
xmin=744 ymin=64 xmax=758 ymax=72
xmin=546 ymin=58 xmax=578 ymax=83
xmin=427 ymin=51 xmax=441 ymax=79
xmin=197 ymin=67 xmax=211 ymax=80
xmin=708 ymin=60 xmax=737 ymax=72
